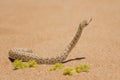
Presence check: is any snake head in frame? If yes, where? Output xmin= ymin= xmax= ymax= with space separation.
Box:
xmin=79 ymin=18 xmax=92 ymax=29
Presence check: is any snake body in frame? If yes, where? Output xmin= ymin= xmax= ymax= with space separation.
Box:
xmin=9 ymin=19 xmax=91 ymax=64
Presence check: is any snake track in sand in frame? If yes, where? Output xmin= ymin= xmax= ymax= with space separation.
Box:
xmin=9 ymin=19 xmax=92 ymax=64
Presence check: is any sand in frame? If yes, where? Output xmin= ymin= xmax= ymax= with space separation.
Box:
xmin=0 ymin=0 xmax=120 ymax=80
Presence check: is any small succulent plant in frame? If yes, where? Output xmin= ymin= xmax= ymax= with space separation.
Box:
xmin=28 ymin=60 xmax=38 ymax=68
xmin=12 ymin=59 xmax=38 ymax=70
xmin=12 ymin=59 xmax=90 ymax=76
xmin=75 ymin=65 xmax=90 ymax=73
xmin=50 ymin=63 xmax=64 ymax=71
xmin=63 ymin=65 xmax=90 ymax=76
xmin=13 ymin=60 xmax=27 ymax=70
xmin=63 ymin=68 xmax=74 ymax=76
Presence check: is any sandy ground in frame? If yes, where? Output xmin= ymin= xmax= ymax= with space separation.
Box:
xmin=0 ymin=0 xmax=120 ymax=80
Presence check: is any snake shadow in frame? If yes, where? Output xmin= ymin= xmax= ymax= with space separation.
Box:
xmin=62 ymin=57 xmax=85 ymax=63
xmin=9 ymin=57 xmax=85 ymax=64
xmin=9 ymin=57 xmax=15 ymax=62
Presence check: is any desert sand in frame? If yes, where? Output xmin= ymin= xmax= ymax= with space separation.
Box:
xmin=0 ymin=0 xmax=120 ymax=80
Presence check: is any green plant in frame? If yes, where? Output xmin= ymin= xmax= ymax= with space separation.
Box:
xmin=28 ymin=60 xmax=38 ymax=68
xmin=63 ymin=68 xmax=74 ymax=76
xmin=12 ymin=60 xmax=27 ymax=70
xmin=50 ymin=63 xmax=64 ymax=71
xmin=75 ymin=65 xmax=90 ymax=73
xmin=12 ymin=59 xmax=38 ymax=70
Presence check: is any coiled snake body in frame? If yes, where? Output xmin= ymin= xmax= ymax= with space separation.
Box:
xmin=9 ymin=19 xmax=92 ymax=64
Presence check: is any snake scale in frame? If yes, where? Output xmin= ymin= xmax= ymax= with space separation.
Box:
xmin=9 ymin=19 xmax=92 ymax=64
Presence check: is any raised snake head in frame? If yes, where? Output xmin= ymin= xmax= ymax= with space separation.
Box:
xmin=79 ymin=18 xmax=92 ymax=29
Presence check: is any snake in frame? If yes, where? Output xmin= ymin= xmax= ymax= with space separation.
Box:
xmin=9 ymin=19 xmax=92 ymax=64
